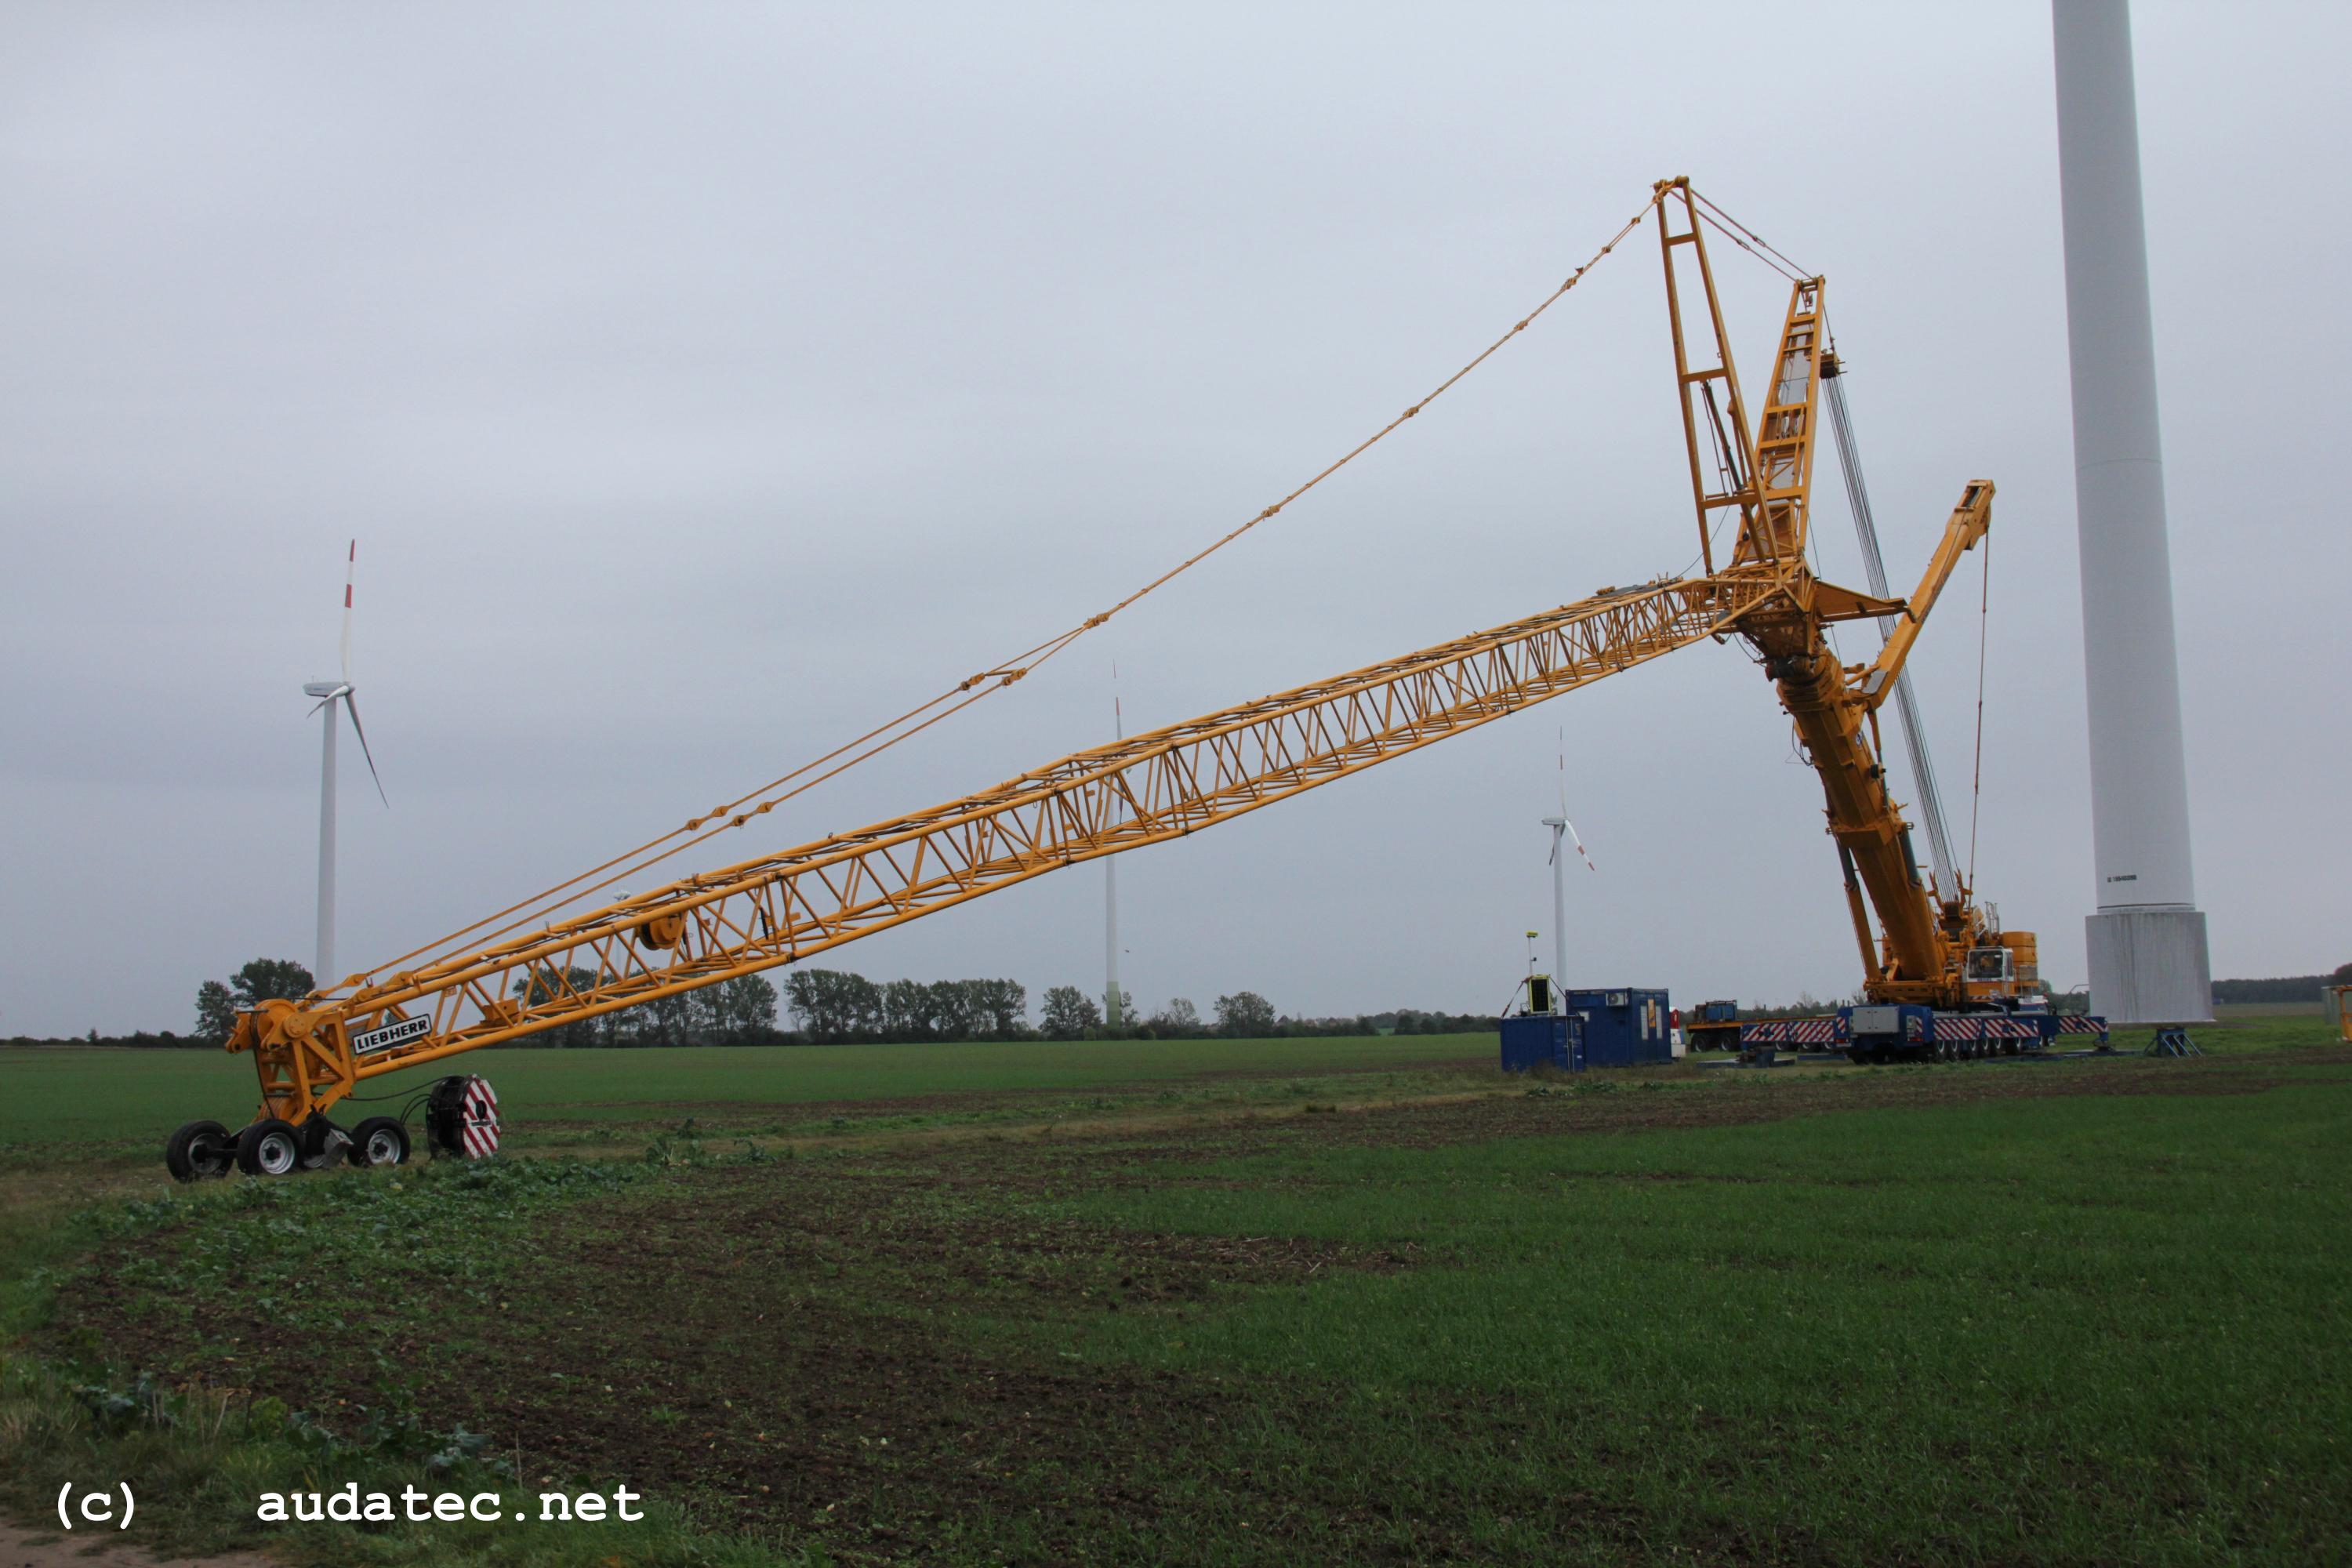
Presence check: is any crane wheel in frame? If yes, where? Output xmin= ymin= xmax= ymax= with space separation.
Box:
xmin=234 ymin=1118 xmax=301 ymax=1178
xmin=164 ymin=1120 xmax=236 ymax=1182
xmin=349 ymin=1116 xmax=412 ymax=1169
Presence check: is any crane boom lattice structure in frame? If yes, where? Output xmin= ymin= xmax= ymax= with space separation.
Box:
xmin=191 ymin=174 xmax=2052 ymax=1171
xmin=232 ymin=572 xmax=1779 ymax=1122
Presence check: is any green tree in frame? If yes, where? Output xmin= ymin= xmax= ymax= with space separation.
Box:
xmin=1214 ymin=990 xmax=1276 ymax=1037
xmin=192 ymin=957 xmax=315 ymax=1045
xmin=783 ymin=968 xmax=883 ymax=1043
xmin=514 ymin=965 xmax=606 ymax=1047
xmin=232 ymin=958 xmax=315 ymax=1007
xmin=2334 ymin=960 xmax=2352 ymax=985
xmin=1040 ymin=985 xmax=1102 ymax=1040
xmin=193 ymin=980 xmax=238 ymax=1045
xmin=968 ymin=978 xmax=1027 ymax=1038
xmin=880 ymin=978 xmax=937 ymax=1041
xmin=929 ymin=980 xmax=982 ymax=1041
xmin=1149 ymin=996 xmax=1201 ymax=1036
xmin=699 ymin=974 xmax=779 ymax=1044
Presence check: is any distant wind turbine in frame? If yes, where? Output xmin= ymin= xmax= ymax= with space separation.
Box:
xmin=300 ymin=539 xmax=387 ymax=989
xmin=1538 ymin=727 xmax=1594 ymax=998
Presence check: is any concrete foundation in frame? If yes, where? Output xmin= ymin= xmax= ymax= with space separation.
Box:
xmin=2086 ymin=908 xmax=2212 ymax=1024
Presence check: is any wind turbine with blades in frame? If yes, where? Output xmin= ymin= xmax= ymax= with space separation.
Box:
xmin=1538 ymin=726 xmax=1595 ymax=1004
xmin=300 ymin=540 xmax=387 ymax=991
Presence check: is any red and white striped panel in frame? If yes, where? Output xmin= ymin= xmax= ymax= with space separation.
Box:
xmin=2056 ymin=1014 xmax=2107 ymax=1036
xmin=1942 ymin=1016 xmax=2039 ymax=1040
xmin=459 ymin=1076 xmax=500 ymax=1159
xmin=1742 ymin=1018 xmax=1838 ymax=1044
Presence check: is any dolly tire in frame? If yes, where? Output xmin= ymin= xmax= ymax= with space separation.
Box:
xmin=165 ymin=1120 xmax=236 ymax=1182
xmin=234 ymin=1118 xmax=301 ymax=1177
xmin=349 ymin=1116 xmax=411 ymax=1169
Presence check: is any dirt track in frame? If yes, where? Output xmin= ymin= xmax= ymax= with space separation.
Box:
xmin=0 ymin=1519 xmax=271 ymax=1568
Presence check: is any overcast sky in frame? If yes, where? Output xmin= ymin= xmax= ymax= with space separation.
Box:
xmin=3 ymin=2 xmax=2345 ymax=1038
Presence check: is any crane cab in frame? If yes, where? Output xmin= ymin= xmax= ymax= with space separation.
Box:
xmin=1962 ymin=929 xmax=2040 ymax=1006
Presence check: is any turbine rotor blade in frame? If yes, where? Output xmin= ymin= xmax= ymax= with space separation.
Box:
xmin=339 ymin=539 xmax=356 ymax=684
xmin=341 ymin=691 xmax=388 ymax=807
xmin=1565 ymin=820 xmax=1596 ymax=873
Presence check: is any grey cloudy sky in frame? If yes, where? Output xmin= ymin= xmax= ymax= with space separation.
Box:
xmin=3 ymin=2 xmax=2345 ymax=1038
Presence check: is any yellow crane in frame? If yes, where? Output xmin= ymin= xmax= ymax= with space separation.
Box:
xmin=167 ymin=178 xmax=2045 ymax=1178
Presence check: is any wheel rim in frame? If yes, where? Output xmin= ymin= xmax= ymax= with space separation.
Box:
xmin=258 ymin=1133 xmax=297 ymax=1175
xmin=194 ymin=1134 xmax=232 ymax=1175
xmin=365 ymin=1128 xmax=401 ymax=1165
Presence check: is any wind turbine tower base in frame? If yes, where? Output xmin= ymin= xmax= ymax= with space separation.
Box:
xmin=2085 ymin=909 xmax=2212 ymax=1026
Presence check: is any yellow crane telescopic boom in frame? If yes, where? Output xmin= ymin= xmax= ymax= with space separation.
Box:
xmin=220 ymin=176 xmax=2027 ymax=1132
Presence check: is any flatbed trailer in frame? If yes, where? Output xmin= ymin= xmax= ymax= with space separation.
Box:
xmin=1838 ymin=1004 xmax=2107 ymax=1063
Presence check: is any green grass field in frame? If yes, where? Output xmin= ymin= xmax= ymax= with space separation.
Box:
xmin=3 ymin=1019 xmax=2345 ymax=1565
xmin=0 ymin=1033 xmax=1492 ymax=1151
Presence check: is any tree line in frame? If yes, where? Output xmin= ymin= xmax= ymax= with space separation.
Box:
xmin=64 ymin=950 xmax=2336 ymax=1053
xmin=2212 ymin=970 xmax=2351 ymax=1004
xmin=151 ymin=957 xmax=1487 ymax=1051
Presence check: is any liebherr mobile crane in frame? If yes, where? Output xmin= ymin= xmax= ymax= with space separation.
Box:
xmin=165 ymin=179 xmax=2089 ymax=1180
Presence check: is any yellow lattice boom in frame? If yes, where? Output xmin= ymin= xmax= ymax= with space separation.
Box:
xmin=233 ymin=570 xmax=1788 ymax=1121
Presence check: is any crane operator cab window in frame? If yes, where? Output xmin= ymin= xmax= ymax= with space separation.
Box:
xmin=1966 ymin=947 xmax=2014 ymax=984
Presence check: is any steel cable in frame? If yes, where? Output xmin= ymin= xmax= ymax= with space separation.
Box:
xmin=347 ymin=198 xmax=1657 ymax=996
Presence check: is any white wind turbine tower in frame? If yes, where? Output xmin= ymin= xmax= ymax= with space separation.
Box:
xmin=301 ymin=540 xmax=387 ymax=989
xmin=1538 ymin=728 xmax=1595 ymax=1002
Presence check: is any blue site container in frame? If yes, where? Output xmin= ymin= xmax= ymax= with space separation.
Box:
xmin=1564 ymin=987 xmax=1673 ymax=1067
xmin=1498 ymin=1013 xmax=1584 ymax=1073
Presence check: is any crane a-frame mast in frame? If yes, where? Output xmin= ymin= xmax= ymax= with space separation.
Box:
xmin=1648 ymin=176 xmax=2028 ymax=1007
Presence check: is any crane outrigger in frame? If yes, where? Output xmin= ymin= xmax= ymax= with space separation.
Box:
xmin=167 ymin=178 xmax=2078 ymax=1179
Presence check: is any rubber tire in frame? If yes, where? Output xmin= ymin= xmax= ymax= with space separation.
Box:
xmin=165 ymin=1120 xmax=235 ymax=1182
xmin=234 ymin=1118 xmax=301 ymax=1177
xmin=348 ymin=1116 xmax=411 ymax=1169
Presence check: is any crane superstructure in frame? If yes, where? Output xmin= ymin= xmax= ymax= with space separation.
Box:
xmin=172 ymin=178 xmax=2049 ymax=1178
